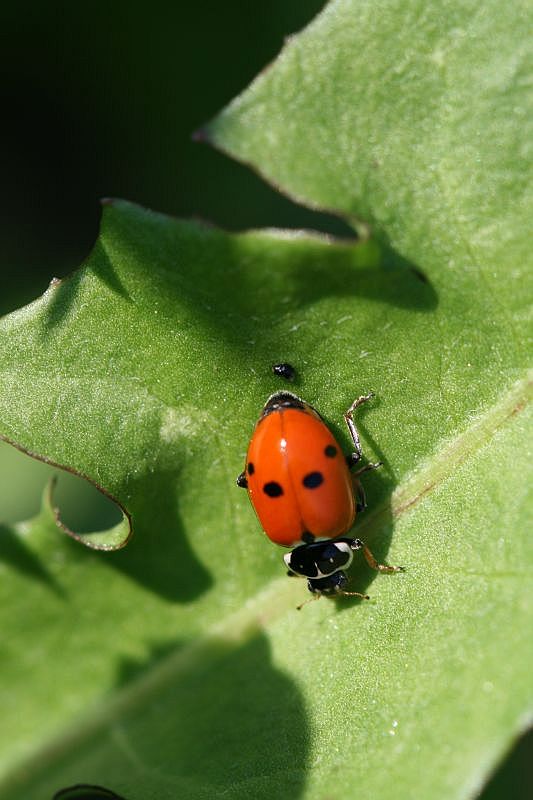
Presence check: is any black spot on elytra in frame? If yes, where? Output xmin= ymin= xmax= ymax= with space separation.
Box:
xmin=247 ymin=462 xmax=255 ymax=475
xmin=303 ymin=472 xmax=324 ymax=489
xmin=263 ymin=481 xmax=283 ymax=498
xmin=301 ymin=531 xmax=315 ymax=544
xmin=324 ymin=444 xmax=337 ymax=458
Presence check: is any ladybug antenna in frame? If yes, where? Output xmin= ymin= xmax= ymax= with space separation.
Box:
xmin=296 ymin=594 xmax=321 ymax=611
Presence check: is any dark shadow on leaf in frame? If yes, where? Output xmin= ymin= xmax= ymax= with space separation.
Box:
xmin=325 ymin=393 xmax=396 ymax=485
xmin=336 ymin=474 xmax=397 ymax=610
xmin=116 ymin=640 xmax=187 ymax=686
xmin=287 ymin=240 xmax=438 ymax=312
xmin=42 ymin=634 xmax=308 ymax=800
xmin=0 ymin=523 xmax=64 ymax=596
xmin=331 ymin=382 xmax=400 ymax=608
xmin=311 ymin=398 xmax=398 ymax=609
xmin=103 ymin=202 xmax=437 ymax=362
xmin=110 ymin=633 xmax=308 ymax=799
xmin=103 ymin=468 xmax=213 ymax=603
xmin=40 ymin=201 xmax=423 ymax=342
xmin=477 ymin=726 xmax=533 ymax=800
xmin=42 ymin=239 xmax=130 ymax=333
xmin=42 ymin=270 xmax=83 ymax=332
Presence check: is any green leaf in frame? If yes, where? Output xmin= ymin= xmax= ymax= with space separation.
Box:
xmin=0 ymin=0 xmax=531 ymax=797
xmin=207 ymin=0 xmax=532 ymax=290
xmin=0 ymin=199 xmax=530 ymax=800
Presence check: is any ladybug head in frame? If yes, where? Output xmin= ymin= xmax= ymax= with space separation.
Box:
xmin=261 ymin=391 xmax=307 ymax=417
xmin=307 ymin=570 xmax=350 ymax=596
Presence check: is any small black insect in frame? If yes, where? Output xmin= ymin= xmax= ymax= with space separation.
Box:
xmin=272 ymin=362 xmax=296 ymax=381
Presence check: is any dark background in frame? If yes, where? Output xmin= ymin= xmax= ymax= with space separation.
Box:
xmin=0 ymin=0 xmax=350 ymax=316
xmin=0 ymin=2 xmax=530 ymax=795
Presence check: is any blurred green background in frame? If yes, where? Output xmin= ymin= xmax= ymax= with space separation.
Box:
xmin=0 ymin=2 xmax=530 ymax=796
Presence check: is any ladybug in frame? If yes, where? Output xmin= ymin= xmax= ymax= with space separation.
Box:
xmin=237 ymin=391 xmax=403 ymax=607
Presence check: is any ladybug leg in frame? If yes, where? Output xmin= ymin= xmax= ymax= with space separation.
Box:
xmin=338 ymin=589 xmax=370 ymax=600
xmin=236 ymin=471 xmax=248 ymax=489
xmin=352 ymin=461 xmax=382 ymax=478
xmin=346 ymin=453 xmax=382 ymax=472
xmin=351 ymin=538 xmax=405 ymax=573
xmin=343 ymin=392 xmax=375 ymax=465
